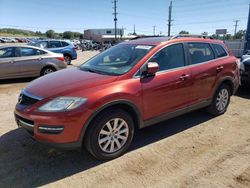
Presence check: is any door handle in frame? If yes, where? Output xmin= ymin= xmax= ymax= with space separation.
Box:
xmin=180 ymin=74 xmax=190 ymax=81
xmin=9 ymin=60 xmax=15 ymax=64
xmin=216 ymin=66 xmax=224 ymax=73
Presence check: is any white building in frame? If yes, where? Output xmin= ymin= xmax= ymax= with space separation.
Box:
xmin=83 ymin=28 xmax=136 ymax=42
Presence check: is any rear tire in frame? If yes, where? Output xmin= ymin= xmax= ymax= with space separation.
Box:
xmin=64 ymin=54 xmax=72 ymax=65
xmin=84 ymin=109 xmax=134 ymax=160
xmin=207 ymin=84 xmax=231 ymax=116
xmin=41 ymin=67 xmax=55 ymax=76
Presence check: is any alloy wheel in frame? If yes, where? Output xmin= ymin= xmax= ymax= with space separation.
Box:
xmin=216 ymin=88 xmax=229 ymax=111
xmin=98 ymin=118 xmax=129 ymax=153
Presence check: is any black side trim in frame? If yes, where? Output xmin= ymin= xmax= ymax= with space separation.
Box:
xmin=142 ymin=100 xmax=211 ymax=128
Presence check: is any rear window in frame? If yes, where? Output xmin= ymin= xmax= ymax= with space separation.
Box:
xmin=62 ymin=41 xmax=70 ymax=47
xmin=20 ymin=47 xmax=46 ymax=56
xmin=187 ymin=43 xmax=215 ymax=65
xmin=49 ymin=41 xmax=62 ymax=48
xmin=212 ymin=44 xmax=228 ymax=58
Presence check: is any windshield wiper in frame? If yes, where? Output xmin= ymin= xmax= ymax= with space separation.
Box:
xmin=80 ymin=67 xmax=109 ymax=75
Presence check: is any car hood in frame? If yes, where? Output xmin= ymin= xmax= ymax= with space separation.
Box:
xmin=25 ymin=67 xmax=118 ymax=99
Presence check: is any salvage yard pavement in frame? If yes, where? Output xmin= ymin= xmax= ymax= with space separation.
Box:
xmin=0 ymin=51 xmax=250 ymax=188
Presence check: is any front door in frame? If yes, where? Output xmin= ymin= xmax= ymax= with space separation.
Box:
xmin=141 ymin=43 xmax=193 ymax=120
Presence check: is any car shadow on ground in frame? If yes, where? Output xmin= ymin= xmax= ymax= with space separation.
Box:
xmin=235 ymin=86 xmax=250 ymax=99
xmin=0 ymin=110 xmax=214 ymax=187
xmin=0 ymin=77 xmax=35 ymax=84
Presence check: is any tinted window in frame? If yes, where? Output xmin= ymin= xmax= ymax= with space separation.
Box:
xmin=62 ymin=41 xmax=69 ymax=47
xmin=20 ymin=47 xmax=44 ymax=56
xmin=149 ymin=43 xmax=185 ymax=71
xmin=187 ymin=43 xmax=214 ymax=65
xmin=212 ymin=44 xmax=228 ymax=58
xmin=49 ymin=41 xmax=62 ymax=48
xmin=0 ymin=47 xmax=15 ymax=58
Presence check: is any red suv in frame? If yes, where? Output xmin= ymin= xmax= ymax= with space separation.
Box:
xmin=15 ymin=36 xmax=239 ymax=160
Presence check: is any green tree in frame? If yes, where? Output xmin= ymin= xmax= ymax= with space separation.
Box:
xmin=179 ymin=30 xmax=189 ymax=34
xmin=225 ymin=34 xmax=232 ymax=40
xmin=63 ymin=31 xmax=74 ymax=39
xmin=235 ymin=30 xmax=245 ymax=39
xmin=45 ymin=30 xmax=55 ymax=38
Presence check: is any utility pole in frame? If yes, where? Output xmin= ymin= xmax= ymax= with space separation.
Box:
xmin=168 ymin=1 xmax=173 ymax=36
xmin=133 ymin=24 xmax=136 ymax=35
xmin=234 ymin=19 xmax=240 ymax=37
xmin=112 ymin=0 xmax=118 ymax=40
xmin=244 ymin=4 xmax=250 ymax=52
xmin=153 ymin=25 xmax=156 ymax=36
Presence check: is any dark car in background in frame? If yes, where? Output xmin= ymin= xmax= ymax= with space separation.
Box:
xmin=0 ymin=45 xmax=67 ymax=79
xmin=240 ymin=54 xmax=250 ymax=86
xmin=30 ymin=40 xmax=77 ymax=64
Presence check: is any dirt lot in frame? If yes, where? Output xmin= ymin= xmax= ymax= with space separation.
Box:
xmin=0 ymin=50 xmax=250 ymax=188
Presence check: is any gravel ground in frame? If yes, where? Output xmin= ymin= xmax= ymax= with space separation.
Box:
xmin=0 ymin=50 xmax=250 ymax=188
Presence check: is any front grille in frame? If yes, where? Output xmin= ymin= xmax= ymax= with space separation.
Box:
xmin=19 ymin=93 xmax=39 ymax=106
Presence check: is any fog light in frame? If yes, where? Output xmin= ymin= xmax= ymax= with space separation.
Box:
xmin=38 ymin=125 xmax=64 ymax=134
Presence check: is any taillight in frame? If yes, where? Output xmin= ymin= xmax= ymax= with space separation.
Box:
xmin=56 ymin=57 xmax=64 ymax=62
xmin=73 ymin=47 xmax=77 ymax=51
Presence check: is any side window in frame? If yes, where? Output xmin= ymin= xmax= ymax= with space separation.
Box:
xmin=61 ymin=41 xmax=69 ymax=47
xmin=49 ymin=41 xmax=62 ymax=48
xmin=20 ymin=48 xmax=39 ymax=56
xmin=39 ymin=41 xmax=48 ymax=48
xmin=212 ymin=44 xmax=228 ymax=58
xmin=149 ymin=43 xmax=185 ymax=72
xmin=0 ymin=47 xmax=15 ymax=58
xmin=187 ymin=43 xmax=214 ymax=65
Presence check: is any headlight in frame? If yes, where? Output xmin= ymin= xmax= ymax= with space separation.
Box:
xmin=38 ymin=97 xmax=87 ymax=112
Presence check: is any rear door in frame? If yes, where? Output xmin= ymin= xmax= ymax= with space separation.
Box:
xmin=0 ymin=47 xmax=20 ymax=79
xmin=47 ymin=41 xmax=63 ymax=53
xmin=141 ymin=43 xmax=193 ymax=120
xmin=186 ymin=42 xmax=218 ymax=102
xmin=17 ymin=47 xmax=46 ymax=77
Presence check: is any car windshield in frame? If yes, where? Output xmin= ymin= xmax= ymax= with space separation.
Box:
xmin=80 ymin=44 xmax=154 ymax=75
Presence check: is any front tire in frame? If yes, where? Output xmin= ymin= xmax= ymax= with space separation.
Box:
xmin=84 ymin=109 xmax=134 ymax=160
xmin=207 ymin=84 xmax=231 ymax=115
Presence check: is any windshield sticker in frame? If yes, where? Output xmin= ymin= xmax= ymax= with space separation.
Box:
xmin=135 ymin=45 xmax=152 ymax=50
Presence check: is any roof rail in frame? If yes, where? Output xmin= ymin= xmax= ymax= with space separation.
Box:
xmin=170 ymin=34 xmax=214 ymax=40
xmin=130 ymin=35 xmax=167 ymax=40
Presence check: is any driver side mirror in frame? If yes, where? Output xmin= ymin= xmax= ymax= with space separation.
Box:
xmin=140 ymin=62 xmax=159 ymax=77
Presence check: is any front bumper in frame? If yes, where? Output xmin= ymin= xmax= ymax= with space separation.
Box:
xmin=14 ymin=105 xmax=93 ymax=148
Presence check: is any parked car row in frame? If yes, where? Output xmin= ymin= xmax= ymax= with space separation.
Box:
xmin=0 ymin=37 xmax=40 ymax=43
xmin=14 ymin=35 xmax=241 ymax=160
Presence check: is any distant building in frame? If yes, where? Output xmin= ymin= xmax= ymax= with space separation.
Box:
xmin=83 ymin=28 xmax=136 ymax=42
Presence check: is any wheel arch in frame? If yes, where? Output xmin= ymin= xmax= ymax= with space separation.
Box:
xmin=214 ymin=76 xmax=235 ymax=96
xmin=40 ymin=65 xmax=57 ymax=76
xmin=79 ymin=100 xmax=143 ymax=144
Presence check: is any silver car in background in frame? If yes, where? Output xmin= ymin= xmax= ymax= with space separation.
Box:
xmin=0 ymin=45 xmax=67 ymax=80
